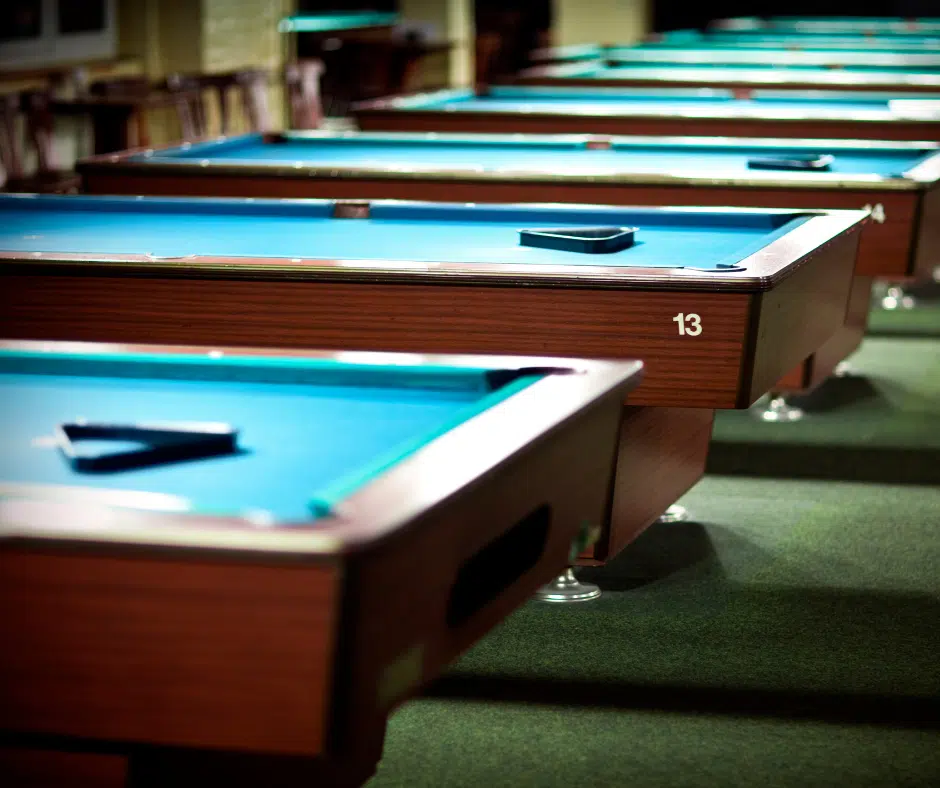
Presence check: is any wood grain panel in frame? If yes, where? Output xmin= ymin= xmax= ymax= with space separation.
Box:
xmin=587 ymin=405 xmax=714 ymax=564
xmin=775 ymin=276 xmax=872 ymax=392
xmin=745 ymin=228 xmax=860 ymax=403
xmin=911 ymin=185 xmax=940 ymax=280
xmin=0 ymin=749 xmax=127 ymax=788
xmin=0 ymin=553 xmax=340 ymax=756
xmin=340 ymin=393 xmax=627 ymax=743
xmin=1 ymin=274 xmax=752 ymax=408
xmin=354 ymin=111 xmax=940 ymax=142
xmin=773 ymin=359 xmax=808 ymax=390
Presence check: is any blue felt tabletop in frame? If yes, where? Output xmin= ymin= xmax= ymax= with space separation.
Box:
xmin=140 ymin=133 xmax=935 ymax=178
xmin=405 ymin=87 xmax=940 ymax=117
xmin=589 ymin=61 xmax=940 ymax=77
xmin=0 ymin=351 xmax=528 ymax=522
xmin=0 ymin=195 xmax=809 ymax=271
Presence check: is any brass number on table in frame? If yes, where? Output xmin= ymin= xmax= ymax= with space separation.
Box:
xmin=673 ymin=313 xmax=702 ymax=336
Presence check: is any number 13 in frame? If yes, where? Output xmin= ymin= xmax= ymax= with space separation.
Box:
xmin=673 ymin=313 xmax=702 ymax=336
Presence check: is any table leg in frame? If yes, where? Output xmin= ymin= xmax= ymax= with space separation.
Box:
xmin=536 ymin=567 xmax=601 ymax=603
xmin=90 ymin=107 xmax=134 ymax=155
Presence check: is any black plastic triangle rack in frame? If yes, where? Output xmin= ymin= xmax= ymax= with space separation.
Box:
xmin=520 ymin=226 xmax=638 ymax=254
xmin=56 ymin=420 xmax=239 ymax=473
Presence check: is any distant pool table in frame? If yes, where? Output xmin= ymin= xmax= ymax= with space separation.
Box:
xmin=666 ymin=33 xmax=940 ymax=51
xmin=0 ymin=195 xmax=867 ymax=560
xmin=650 ymin=29 xmax=940 ymax=49
xmin=277 ymin=12 xmax=399 ymax=35
xmin=352 ymin=86 xmax=940 ymax=142
xmin=79 ymin=132 xmax=939 ymax=280
xmin=0 ymin=339 xmax=641 ymax=786
xmin=513 ymin=60 xmax=940 ymax=95
xmin=77 ymin=131 xmax=940 ymax=393
xmin=711 ymin=17 xmax=940 ymax=35
xmin=601 ymin=45 xmax=940 ymax=70
xmin=530 ymin=36 xmax=940 ymax=65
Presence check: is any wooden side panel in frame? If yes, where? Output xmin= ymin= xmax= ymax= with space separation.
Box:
xmin=0 ymin=552 xmax=340 ymax=756
xmin=80 ymin=177 xmax=919 ymax=279
xmin=911 ymin=185 xmax=940 ymax=281
xmin=0 ymin=749 xmax=127 ymax=788
xmin=1 ymin=274 xmax=752 ymax=408
xmin=746 ymin=229 xmax=860 ymax=403
xmin=775 ymin=276 xmax=872 ymax=393
xmin=340 ymin=394 xmax=626 ymax=740
xmin=773 ymin=359 xmax=810 ymax=391
xmin=354 ymin=111 xmax=935 ymax=142
xmin=586 ymin=405 xmax=714 ymax=564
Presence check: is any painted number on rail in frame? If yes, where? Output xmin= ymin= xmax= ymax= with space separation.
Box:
xmin=673 ymin=313 xmax=702 ymax=336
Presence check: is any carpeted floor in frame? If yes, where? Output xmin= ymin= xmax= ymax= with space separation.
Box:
xmin=367 ymin=301 xmax=940 ymax=788
xmin=867 ymin=281 xmax=940 ymax=338
xmin=370 ymin=700 xmax=939 ymax=788
xmin=370 ymin=478 xmax=940 ymax=787
xmin=708 ymin=337 xmax=940 ymax=484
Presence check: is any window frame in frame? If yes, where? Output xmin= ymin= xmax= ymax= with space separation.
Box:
xmin=0 ymin=0 xmax=117 ymax=70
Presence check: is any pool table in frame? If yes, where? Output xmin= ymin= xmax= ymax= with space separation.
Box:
xmin=601 ymin=46 xmax=940 ymax=70
xmin=76 ymin=131 xmax=940 ymax=392
xmin=0 ymin=339 xmax=641 ymax=787
xmin=710 ymin=17 xmax=940 ymax=35
xmin=529 ymin=36 xmax=940 ymax=65
xmin=651 ymin=29 xmax=940 ymax=49
xmin=513 ymin=60 xmax=940 ymax=95
xmin=277 ymin=12 xmax=399 ymax=35
xmin=671 ymin=33 xmax=940 ymax=51
xmin=78 ymin=131 xmax=939 ymax=279
xmin=352 ymin=86 xmax=940 ymax=142
xmin=0 ymin=195 xmax=867 ymax=559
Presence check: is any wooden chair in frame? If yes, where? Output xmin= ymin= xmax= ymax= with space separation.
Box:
xmin=286 ymin=59 xmax=325 ymax=129
xmin=235 ymin=69 xmax=272 ymax=133
xmin=0 ymin=90 xmax=80 ymax=194
xmin=164 ymin=73 xmax=209 ymax=140
xmin=88 ymin=76 xmax=155 ymax=149
xmin=165 ymin=70 xmax=272 ymax=140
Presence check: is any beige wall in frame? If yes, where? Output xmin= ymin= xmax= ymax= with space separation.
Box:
xmin=399 ymin=0 xmax=474 ymax=87
xmin=1 ymin=0 xmax=294 ymax=180
xmin=120 ymin=0 xmax=293 ymax=142
xmin=551 ymin=0 xmax=650 ymax=46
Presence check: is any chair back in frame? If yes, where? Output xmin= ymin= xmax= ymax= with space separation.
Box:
xmin=166 ymin=70 xmax=273 ymax=140
xmin=0 ymin=93 xmax=25 ymax=181
xmin=285 ymin=59 xmax=325 ymax=129
xmin=165 ymin=73 xmax=208 ymax=140
xmin=22 ymin=90 xmax=60 ymax=174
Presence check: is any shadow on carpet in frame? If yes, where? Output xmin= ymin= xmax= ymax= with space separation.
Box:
xmin=710 ymin=338 xmax=940 ymax=483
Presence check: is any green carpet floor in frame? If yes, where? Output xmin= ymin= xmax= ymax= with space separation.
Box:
xmin=370 ymin=702 xmax=939 ymax=788
xmin=868 ymin=282 xmax=940 ymax=338
xmin=367 ymin=309 xmax=939 ymax=787
xmin=868 ymin=301 xmax=940 ymax=338
xmin=709 ymin=337 xmax=940 ymax=484
xmin=369 ymin=477 xmax=940 ymax=787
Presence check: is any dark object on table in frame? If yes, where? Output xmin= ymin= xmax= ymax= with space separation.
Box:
xmin=56 ymin=420 xmax=239 ymax=472
xmin=520 ymin=226 xmax=638 ymax=254
xmin=748 ymin=154 xmax=834 ymax=171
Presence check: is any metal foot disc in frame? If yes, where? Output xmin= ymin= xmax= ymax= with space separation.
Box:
xmin=758 ymin=395 xmax=804 ymax=423
xmin=657 ymin=504 xmax=689 ymax=524
xmin=881 ymin=286 xmax=916 ymax=311
xmin=536 ymin=568 xmax=601 ymax=603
